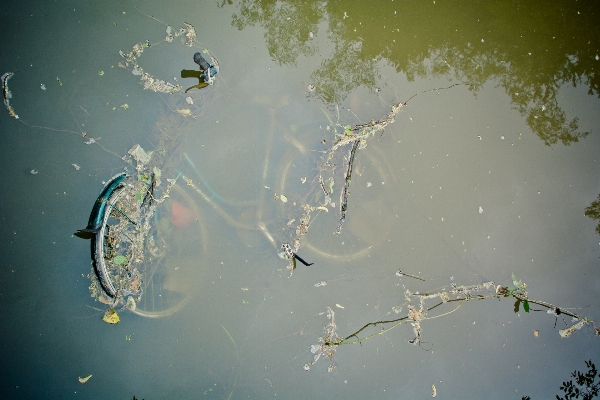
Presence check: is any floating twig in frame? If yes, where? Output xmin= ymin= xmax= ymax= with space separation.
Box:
xmin=306 ymin=277 xmax=599 ymax=371
xmin=396 ymin=270 xmax=426 ymax=281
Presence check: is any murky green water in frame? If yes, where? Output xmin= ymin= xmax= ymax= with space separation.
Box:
xmin=1 ymin=1 xmax=599 ymax=399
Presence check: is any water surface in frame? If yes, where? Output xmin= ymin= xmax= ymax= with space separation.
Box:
xmin=1 ymin=1 xmax=599 ymax=399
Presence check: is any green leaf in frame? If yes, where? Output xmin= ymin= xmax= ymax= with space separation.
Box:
xmin=134 ymin=188 xmax=145 ymax=204
xmin=523 ymin=300 xmax=530 ymax=313
xmin=113 ymin=255 xmax=127 ymax=265
xmin=137 ymin=173 xmax=151 ymax=184
xmin=514 ymin=299 xmax=521 ymax=313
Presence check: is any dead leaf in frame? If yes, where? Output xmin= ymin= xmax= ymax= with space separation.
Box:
xmin=97 ymin=294 xmax=112 ymax=305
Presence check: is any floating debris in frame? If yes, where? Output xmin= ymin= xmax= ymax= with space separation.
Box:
xmin=294 ymin=253 xmax=313 ymax=266
xmin=559 ymin=318 xmax=589 ymax=338
xmin=304 ymin=307 xmax=341 ymax=370
xmin=128 ymin=144 xmax=152 ymax=164
xmin=40 ymin=84 xmax=46 ymax=90
xmin=479 ymin=205 xmax=484 ymax=214
xmin=185 ymin=51 xmax=219 ymax=92
xmin=183 ymin=22 xmax=196 ymax=47
xmin=314 ymin=281 xmax=327 ymax=287
xmin=30 ymin=169 xmax=38 ymax=175
xmin=306 ymin=275 xmax=598 ymax=374
xmin=396 ymin=270 xmax=426 ymax=281
xmin=126 ymin=296 xmax=136 ymax=312
xmin=279 ymin=85 xmax=468 ymax=268
xmin=185 ymin=96 xmax=194 ymax=104
xmin=1 ymin=72 xmax=18 ymax=119
xmin=98 ymin=71 xmax=104 ymax=76
xmin=79 ymin=173 xmax=130 ymax=297
xmin=118 ymin=22 xmax=203 ymax=94
xmin=80 ymin=144 xmax=176 ymax=313
xmin=78 ymin=375 xmax=92 ymax=384
xmin=72 ymin=164 xmax=80 ymax=170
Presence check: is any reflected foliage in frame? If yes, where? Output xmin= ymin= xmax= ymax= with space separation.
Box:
xmin=223 ymin=0 xmax=600 ymax=145
xmin=585 ymin=194 xmax=600 ymax=235
xmin=522 ymin=360 xmax=600 ymax=400
xmin=311 ymin=42 xmax=379 ymax=105
xmin=229 ymin=0 xmax=323 ymax=66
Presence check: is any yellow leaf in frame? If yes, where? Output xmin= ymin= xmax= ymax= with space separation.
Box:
xmin=176 ymin=109 xmax=191 ymax=116
xmin=280 ymin=194 xmax=288 ymax=203
xmin=102 ymin=309 xmax=120 ymax=324
xmin=335 ymin=303 xmax=344 ymax=309
xmin=78 ymin=375 xmax=92 ymax=384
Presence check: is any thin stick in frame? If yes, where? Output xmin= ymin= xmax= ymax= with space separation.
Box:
xmin=220 ymin=324 xmax=237 ymax=351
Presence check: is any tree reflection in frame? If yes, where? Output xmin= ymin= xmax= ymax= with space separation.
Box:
xmin=311 ymin=43 xmax=379 ymax=104
xmin=224 ymin=0 xmax=599 ymax=145
xmin=229 ymin=0 xmax=323 ymax=66
xmin=585 ymin=194 xmax=600 ymax=235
